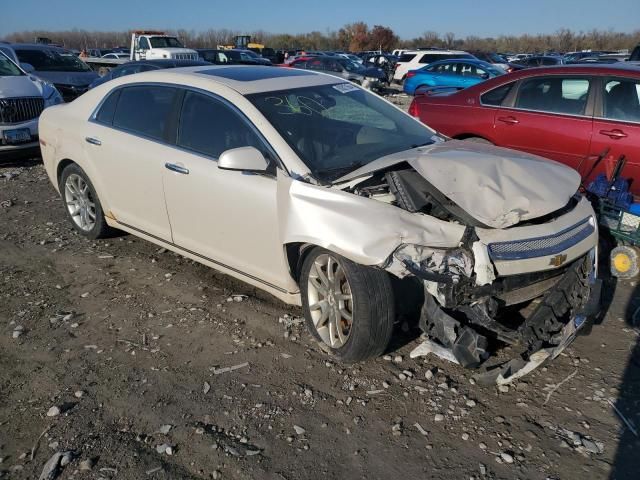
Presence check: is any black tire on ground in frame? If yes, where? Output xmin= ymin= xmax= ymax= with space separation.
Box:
xmin=300 ymin=247 xmax=395 ymax=363
xmin=59 ymin=163 xmax=115 ymax=240
xmin=463 ymin=137 xmax=493 ymax=144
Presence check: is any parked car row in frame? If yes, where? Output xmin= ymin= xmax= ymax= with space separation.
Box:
xmin=408 ymin=63 xmax=640 ymax=195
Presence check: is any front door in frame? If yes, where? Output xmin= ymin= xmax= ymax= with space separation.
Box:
xmin=492 ymin=75 xmax=594 ymax=171
xmin=588 ymin=76 xmax=640 ymax=195
xmin=162 ymin=90 xmax=292 ymax=290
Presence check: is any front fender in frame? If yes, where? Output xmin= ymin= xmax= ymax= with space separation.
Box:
xmin=277 ymin=173 xmax=466 ymax=267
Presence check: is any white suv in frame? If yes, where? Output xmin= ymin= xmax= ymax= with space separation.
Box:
xmin=0 ymin=50 xmax=62 ymax=159
xmin=393 ymin=49 xmax=475 ymax=83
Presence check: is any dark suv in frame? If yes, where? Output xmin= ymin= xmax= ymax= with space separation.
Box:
xmin=12 ymin=44 xmax=99 ymax=101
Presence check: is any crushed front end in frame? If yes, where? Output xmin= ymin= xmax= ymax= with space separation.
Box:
xmin=334 ymin=143 xmax=602 ymax=382
xmin=386 ymin=196 xmax=601 ymax=383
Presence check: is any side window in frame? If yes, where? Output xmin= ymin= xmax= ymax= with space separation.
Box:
xmin=307 ymin=59 xmax=323 ymax=70
xmin=178 ymin=91 xmax=263 ymax=158
xmin=480 ymin=82 xmax=515 ymax=106
xmin=602 ymin=78 xmax=640 ymax=122
xmin=139 ymin=37 xmax=150 ymax=50
xmin=112 ymin=86 xmax=177 ymax=140
xmin=458 ymin=63 xmax=477 ymax=76
xmin=94 ymin=90 xmax=121 ymax=125
xmin=326 ymin=60 xmax=342 ymax=72
xmin=515 ymin=77 xmax=590 ymax=115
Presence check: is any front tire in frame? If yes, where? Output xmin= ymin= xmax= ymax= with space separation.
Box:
xmin=300 ymin=247 xmax=395 ymax=362
xmin=463 ymin=136 xmax=493 ymax=144
xmin=60 ymin=163 xmax=114 ymax=239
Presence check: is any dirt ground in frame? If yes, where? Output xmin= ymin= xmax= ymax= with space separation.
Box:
xmin=1 ymin=149 xmax=639 ymax=480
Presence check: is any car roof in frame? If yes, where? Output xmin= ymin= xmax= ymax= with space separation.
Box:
xmin=507 ymin=63 xmax=640 ymax=76
xmin=427 ymin=58 xmax=495 ymax=67
xmin=10 ymin=43 xmax=68 ymax=51
xmin=402 ymin=49 xmax=469 ymax=55
xmin=114 ymin=65 xmax=342 ymax=95
xmin=120 ymin=59 xmax=210 ymax=67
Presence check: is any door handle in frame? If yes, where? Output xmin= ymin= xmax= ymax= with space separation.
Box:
xmin=497 ymin=116 xmax=519 ymax=125
xmin=85 ymin=137 xmax=101 ymax=146
xmin=165 ymin=163 xmax=189 ymax=175
xmin=599 ymin=129 xmax=627 ymax=139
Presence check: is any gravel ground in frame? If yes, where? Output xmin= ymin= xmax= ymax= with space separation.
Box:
xmin=0 ymin=148 xmax=639 ymax=480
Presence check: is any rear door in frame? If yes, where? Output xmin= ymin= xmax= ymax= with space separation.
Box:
xmin=589 ymin=76 xmax=640 ymax=195
xmin=491 ymin=74 xmax=595 ymax=170
xmin=84 ymin=84 xmax=178 ymax=241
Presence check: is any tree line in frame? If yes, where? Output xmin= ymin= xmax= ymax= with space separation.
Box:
xmin=3 ymin=24 xmax=640 ymax=53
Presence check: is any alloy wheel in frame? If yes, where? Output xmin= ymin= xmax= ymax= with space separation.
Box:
xmin=306 ymin=253 xmax=354 ymax=348
xmin=64 ymin=173 xmax=96 ymax=232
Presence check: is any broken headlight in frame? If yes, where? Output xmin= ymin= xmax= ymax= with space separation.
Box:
xmin=393 ymin=244 xmax=474 ymax=284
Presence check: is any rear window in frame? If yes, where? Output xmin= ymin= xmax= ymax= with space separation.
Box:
xmin=515 ymin=77 xmax=591 ymax=115
xmin=112 ymin=85 xmax=178 ymax=140
xmin=94 ymin=90 xmax=121 ymax=125
xmin=419 ymin=53 xmax=474 ymax=64
xmin=480 ymin=82 xmax=515 ymax=106
xmin=398 ymin=53 xmax=417 ymax=63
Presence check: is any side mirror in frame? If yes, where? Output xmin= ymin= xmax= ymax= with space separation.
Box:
xmin=21 ymin=63 xmax=35 ymax=73
xmin=218 ymin=146 xmax=269 ymax=172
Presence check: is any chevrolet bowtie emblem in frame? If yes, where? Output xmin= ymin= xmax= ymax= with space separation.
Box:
xmin=549 ymin=254 xmax=568 ymax=267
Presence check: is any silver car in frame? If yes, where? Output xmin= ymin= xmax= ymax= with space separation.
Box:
xmin=39 ymin=66 xmax=600 ymax=382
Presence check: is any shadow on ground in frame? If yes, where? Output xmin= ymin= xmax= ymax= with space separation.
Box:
xmin=611 ymin=281 xmax=640 ymax=479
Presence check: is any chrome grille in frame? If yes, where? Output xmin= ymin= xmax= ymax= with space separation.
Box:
xmin=174 ymin=53 xmax=198 ymax=60
xmin=488 ymin=218 xmax=595 ymax=261
xmin=0 ymin=97 xmax=44 ymax=124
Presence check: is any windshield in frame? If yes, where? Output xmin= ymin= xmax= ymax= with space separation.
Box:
xmin=339 ymin=59 xmax=365 ymax=73
xmin=15 ymin=49 xmax=91 ymax=72
xmin=248 ymin=84 xmax=435 ymax=183
xmin=0 ymin=52 xmax=23 ymax=76
xmin=242 ymin=50 xmax=260 ymax=58
xmin=149 ymin=37 xmax=184 ymax=48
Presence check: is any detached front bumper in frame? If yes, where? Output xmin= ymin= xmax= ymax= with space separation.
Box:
xmin=412 ymin=249 xmax=601 ymax=383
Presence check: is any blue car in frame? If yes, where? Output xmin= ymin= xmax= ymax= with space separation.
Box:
xmin=403 ymin=59 xmax=505 ymax=95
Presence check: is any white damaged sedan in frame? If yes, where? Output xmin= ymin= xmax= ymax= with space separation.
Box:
xmin=39 ymin=65 xmax=601 ymax=382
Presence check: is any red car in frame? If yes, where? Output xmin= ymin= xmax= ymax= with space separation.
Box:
xmin=409 ymin=64 xmax=640 ymax=195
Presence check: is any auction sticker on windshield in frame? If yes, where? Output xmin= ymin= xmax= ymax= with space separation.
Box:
xmin=333 ymin=83 xmax=359 ymax=94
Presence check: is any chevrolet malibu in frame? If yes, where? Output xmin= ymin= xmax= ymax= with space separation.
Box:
xmin=39 ymin=66 xmax=601 ymax=383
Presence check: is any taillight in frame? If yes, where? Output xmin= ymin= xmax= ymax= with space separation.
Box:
xmin=408 ymin=100 xmax=419 ymax=118
xmin=406 ymin=71 xmax=416 ymax=78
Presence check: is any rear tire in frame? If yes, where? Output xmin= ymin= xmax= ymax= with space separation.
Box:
xmin=60 ymin=163 xmax=115 ymax=239
xmin=300 ymin=247 xmax=395 ymax=363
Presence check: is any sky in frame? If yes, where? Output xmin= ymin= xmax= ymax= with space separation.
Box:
xmin=0 ymin=0 xmax=637 ymax=39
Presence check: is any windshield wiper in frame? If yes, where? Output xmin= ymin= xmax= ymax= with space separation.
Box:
xmin=409 ymin=141 xmax=433 ymax=149
xmin=313 ymin=161 xmax=364 ymax=181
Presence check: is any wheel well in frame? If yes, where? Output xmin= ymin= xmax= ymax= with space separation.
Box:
xmin=454 ymin=133 xmax=491 ymax=141
xmin=284 ymin=243 xmax=316 ymax=283
xmin=56 ymin=159 xmax=76 ymax=189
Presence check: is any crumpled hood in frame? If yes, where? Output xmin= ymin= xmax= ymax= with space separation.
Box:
xmin=0 ymin=75 xmax=44 ymax=98
xmin=32 ymin=70 xmax=99 ymax=87
xmin=337 ymin=140 xmax=581 ymax=229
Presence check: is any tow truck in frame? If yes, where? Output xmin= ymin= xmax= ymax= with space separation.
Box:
xmin=83 ymin=31 xmax=199 ymax=74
